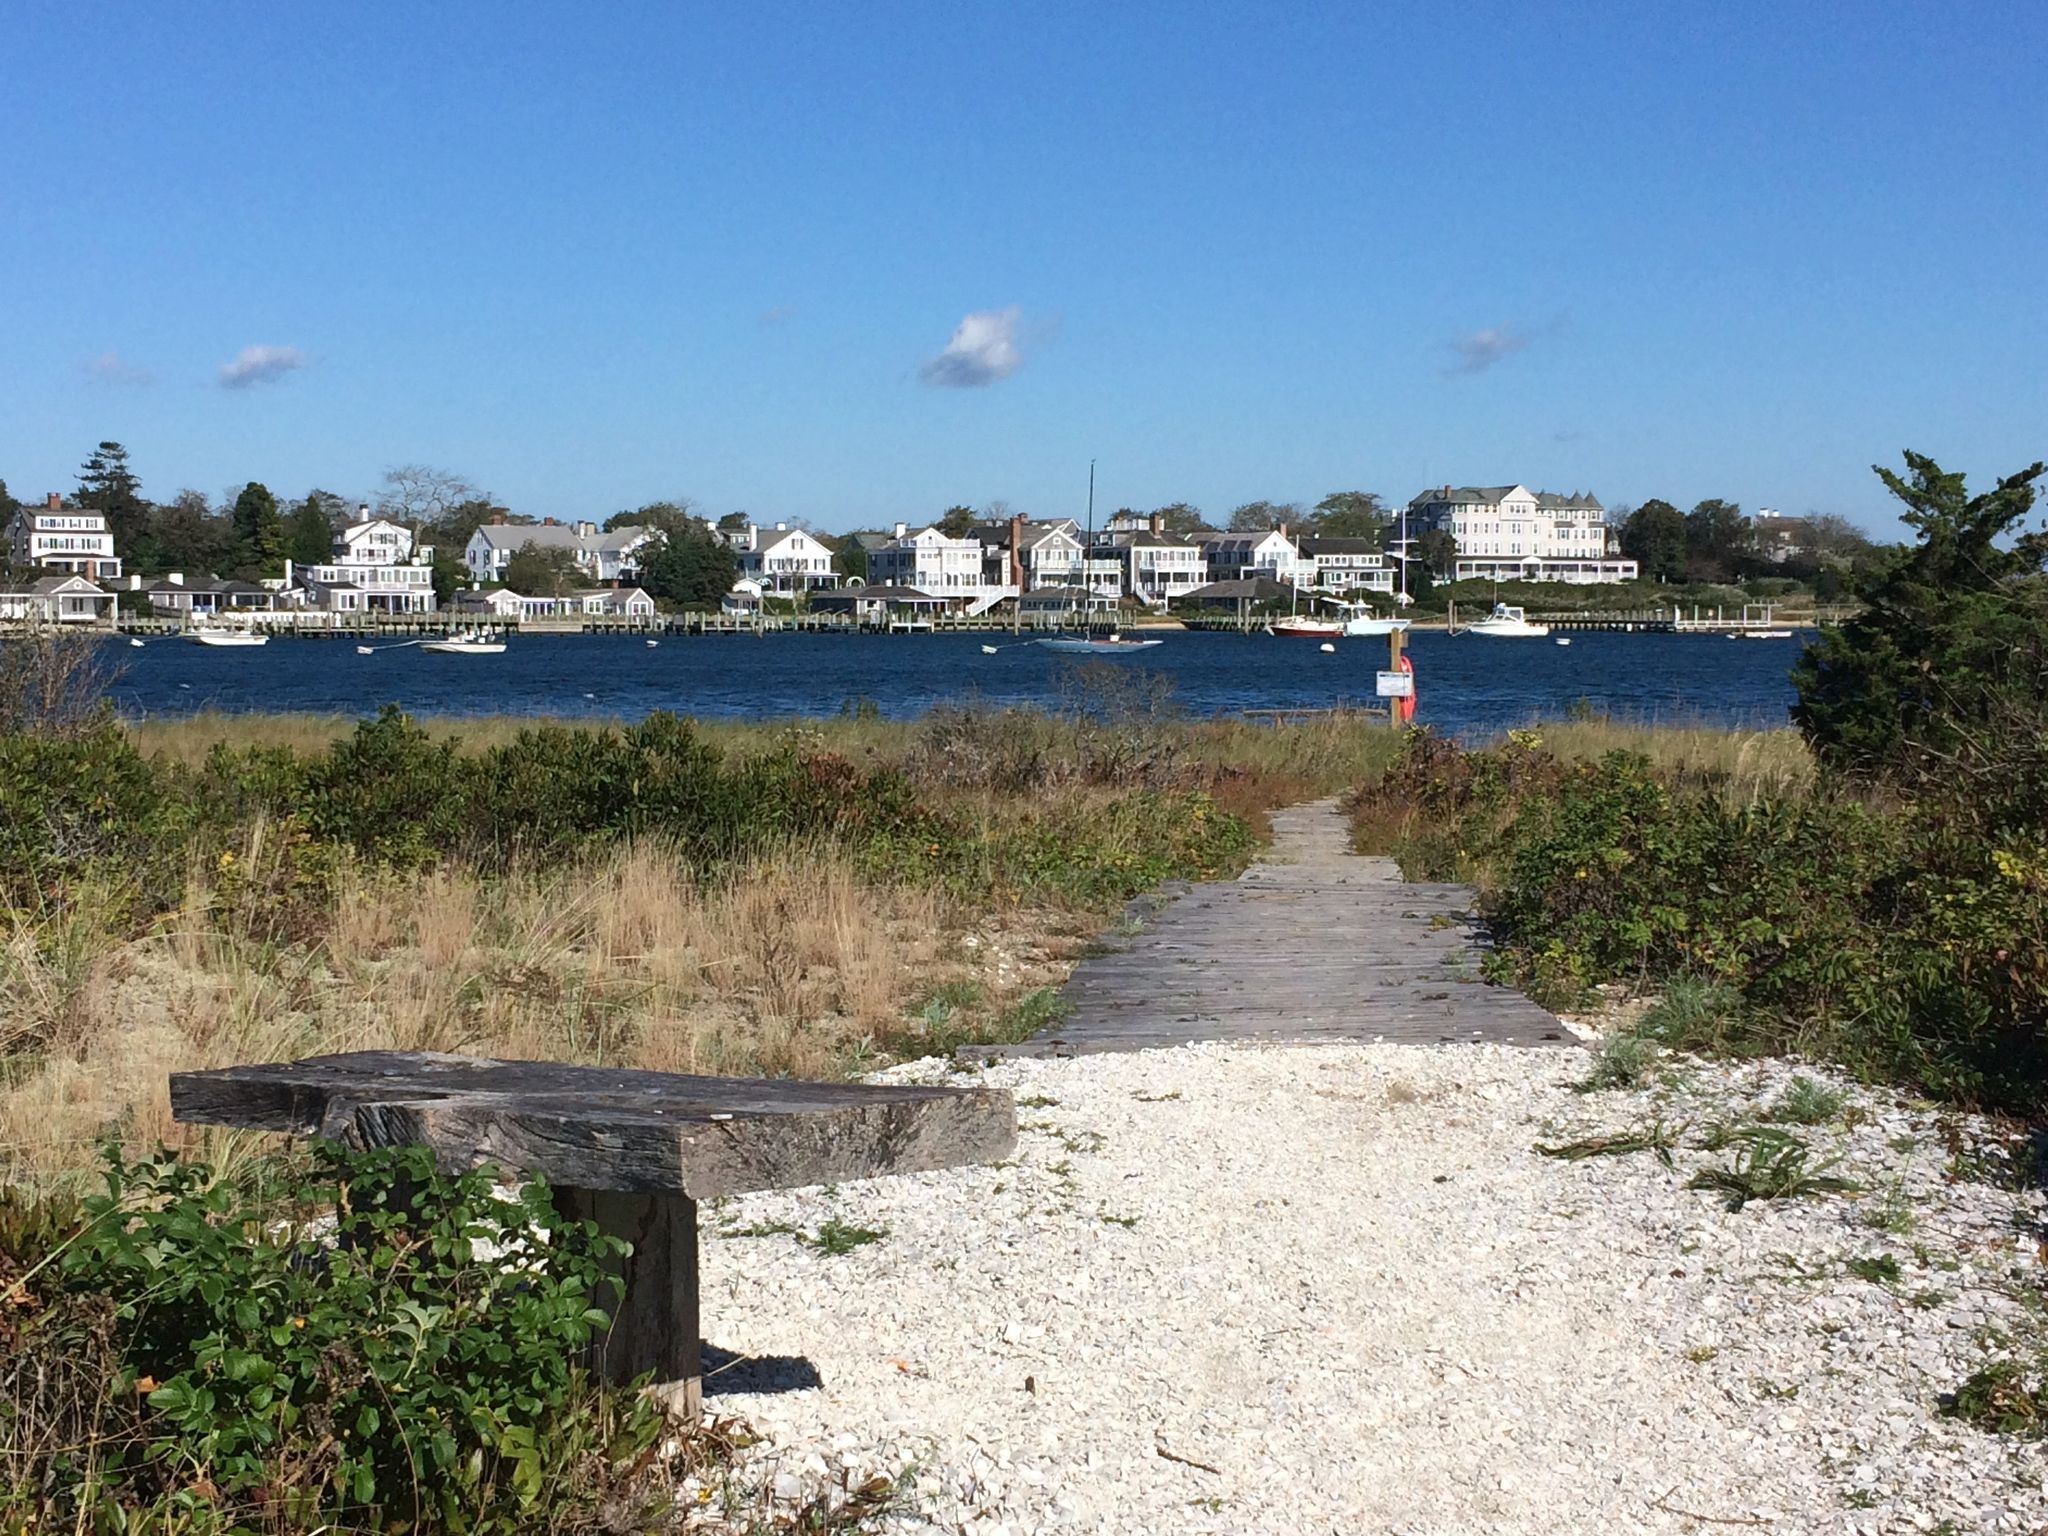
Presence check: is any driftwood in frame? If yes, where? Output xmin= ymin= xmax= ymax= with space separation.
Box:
xmin=171 ymin=1050 xmax=1016 ymax=1416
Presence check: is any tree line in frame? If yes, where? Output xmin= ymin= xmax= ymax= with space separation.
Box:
xmin=0 ymin=446 xmax=743 ymax=608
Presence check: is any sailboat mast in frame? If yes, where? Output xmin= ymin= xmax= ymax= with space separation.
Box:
xmin=1086 ymin=459 xmax=1096 ymax=613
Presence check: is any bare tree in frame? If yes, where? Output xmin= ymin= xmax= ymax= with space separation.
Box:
xmin=0 ymin=623 xmax=114 ymax=737
xmin=376 ymin=465 xmax=483 ymax=526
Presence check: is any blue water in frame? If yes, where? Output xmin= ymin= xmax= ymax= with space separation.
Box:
xmin=105 ymin=630 xmax=1805 ymax=738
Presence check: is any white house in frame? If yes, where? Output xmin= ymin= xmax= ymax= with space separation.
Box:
xmin=972 ymin=519 xmax=1086 ymax=591
xmin=1199 ymin=528 xmax=1308 ymax=587
xmin=1094 ymin=519 xmax=1208 ymax=606
xmin=867 ymin=524 xmax=987 ymax=602
xmin=294 ymin=510 xmax=438 ymax=614
xmin=7 ymin=494 xmax=122 ymax=581
xmin=0 ymin=574 xmax=113 ymax=623
xmin=448 ymin=587 xmax=528 ymax=619
xmin=729 ymin=523 xmax=838 ymax=593
xmin=142 ymin=574 xmax=284 ymax=615
xmin=1406 ymin=485 xmax=1637 ymax=583
xmin=449 ymin=586 xmax=656 ymax=621
xmin=1295 ymin=536 xmax=1395 ymax=595
xmin=463 ymin=519 xmax=659 ymax=585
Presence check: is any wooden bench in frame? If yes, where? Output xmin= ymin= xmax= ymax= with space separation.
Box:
xmin=170 ymin=1050 xmax=1015 ymax=1417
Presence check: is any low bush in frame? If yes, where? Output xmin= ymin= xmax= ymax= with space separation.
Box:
xmin=1 ymin=1143 xmax=675 ymax=1533
xmin=1350 ymin=728 xmax=2048 ymax=1114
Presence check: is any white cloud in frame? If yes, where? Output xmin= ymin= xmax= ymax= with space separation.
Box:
xmin=219 ymin=344 xmax=307 ymax=389
xmin=920 ymin=307 xmax=1024 ymax=388
xmin=1446 ymin=324 xmax=1531 ymax=375
xmin=85 ymin=350 xmax=154 ymax=385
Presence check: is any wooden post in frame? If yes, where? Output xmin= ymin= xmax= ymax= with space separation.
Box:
xmin=553 ymin=1187 xmax=703 ymax=1420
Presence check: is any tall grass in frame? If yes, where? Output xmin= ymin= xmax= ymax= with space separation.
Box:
xmin=0 ymin=841 xmax=1095 ymax=1192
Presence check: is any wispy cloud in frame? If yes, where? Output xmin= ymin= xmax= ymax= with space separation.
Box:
xmin=759 ymin=304 xmax=796 ymax=326
xmin=920 ymin=307 xmax=1024 ymax=388
xmin=1445 ymin=324 xmax=1531 ymax=375
xmin=219 ymin=344 xmax=307 ymax=389
xmin=85 ymin=350 xmax=154 ymax=386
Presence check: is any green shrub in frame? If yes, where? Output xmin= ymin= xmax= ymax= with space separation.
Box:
xmin=3 ymin=1144 xmax=671 ymax=1532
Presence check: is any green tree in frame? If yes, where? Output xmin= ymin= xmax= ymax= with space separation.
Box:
xmin=1150 ymin=502 xmax=1207 ymax=537
xmin=145 ymin=490 xmax=234 ymax=575
xmin=1791 ymin=452 xmax=2047 ymax=787
xmin=937 ymin=505 xmax=977 ymax=538
xmin=285 ymin=493 xmax=336 ymax=568
xmin=0 ymin=479 xmax=18 ymax=518
xmin=502 ymin=541 xmax=582 ymax=597
xmin=230 ymin=482 xmax=285 ymax=577
xmin=600 ymin=501 xmax=699 ymax=538
xmin=831 ymin=533 xmax=873 ymax=583
xmin=1414 ymin=527 xmax=1458 ymax=577
xmin=429 ymin=547 xmax=465 ymax=605
xmin=1684 ymin=498 xmax=1746 ymax=576
xmin=640 ymin=524 xmax=739 ymax=608
xmin=1227 ymin=500 xmax=1303 ymax=532
xmin=1620 ymin=498 xmax=1688 ymax=582
xmin=76 ymin=440 xmax=150 ymax=556
xmin=1311 ymin=491 xmax=1388 ymax=540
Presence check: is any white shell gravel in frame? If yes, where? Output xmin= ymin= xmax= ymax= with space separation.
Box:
xmin=687 ymin=1042 xmax=2047 ymax=1533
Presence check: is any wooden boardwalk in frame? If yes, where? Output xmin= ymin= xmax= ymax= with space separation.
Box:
xmin=981 ymin=799 xmax=1569 ymax=1058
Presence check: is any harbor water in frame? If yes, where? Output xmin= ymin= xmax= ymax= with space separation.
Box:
xmin=106 ymin=629 xmax=1807 ymax=739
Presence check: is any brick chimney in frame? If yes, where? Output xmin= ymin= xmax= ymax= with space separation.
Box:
xmin=1149 ymin=511 xmax=1163 ymax=537
xmin=1008 ymin=512 xmax=1025 ymax=592
xmin=46 ymin=492 xmax=62 ymax=510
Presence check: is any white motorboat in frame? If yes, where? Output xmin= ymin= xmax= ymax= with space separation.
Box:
xmin=187 ymin=622 xmax=268 ymax=647
xmin=420 ymin=631 xmax=508 ymax=655
xmin=1463 ymin=602 xmax=1551 ymax=639
xmin=1342 ymin=608 xmax=1412 ymax=638
xmin=1733 ymin=628 xmax=1796 ymax=640
xmin=1270 ymin=616 xmax=1346 ymax=638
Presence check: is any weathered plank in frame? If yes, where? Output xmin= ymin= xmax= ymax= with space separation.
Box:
xmin=555 ymin=1186 xmax=701 ymax=1412
xmin=970 ymin=797 xmax=1570 ymax=1059
xmin=170 ymin=1051 xmax=1016 ymax=1197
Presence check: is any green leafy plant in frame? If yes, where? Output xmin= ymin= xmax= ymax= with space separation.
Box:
xmin=1945 ymin=1358 xmax=2047 ymax=1437
xmin=1576 ymin=1032 xmax=1661 ymax=1092
xmin=4 ymin=1144 xmax=676 ymax=1532
xmin=1768 ymin=1076 xmax=1846 ymax=1127
xmin=1687 ymin=1127 xmax=1860 ymax=1212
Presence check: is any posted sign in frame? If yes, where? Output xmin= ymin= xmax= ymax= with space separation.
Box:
xmin=1376 ymin=670 xmax=1414 ymax=699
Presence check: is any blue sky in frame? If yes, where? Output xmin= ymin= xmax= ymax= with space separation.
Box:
xmin=5 ymin=1 xmax=2044 ymax=534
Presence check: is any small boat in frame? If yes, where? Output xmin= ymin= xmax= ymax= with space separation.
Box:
xmin=1037 ymin=633 xmax=1163 ymax=654
xmin=1734 ymin=628 xmax=1796 ymax=640
xmin=1463 ymin=603 xmax=1551 ymax=639
xmin=980 ymin=644 xmax=999 ymax=655
xmin=1554 ymin=637 xmax=1572 ymax=647
xmin=1318 ymin=642 xmax=1336 ymax=654
xmin=127 ymin=637 xmax=145 ymax=648
xmin=355 ymin=645 xmax=376 ymax=655
xmin=645 ymin=638 xmax=660 ymax=648
xmin=187 ymin=622 xmax=268 ymax=647
xmin=1342 ymin=613 xmax=1412 ymax=638
xmin=420 ymin=632 xmax=507 ymax=656
xmin=1271 ymin=617 xmax=1345 ymax=639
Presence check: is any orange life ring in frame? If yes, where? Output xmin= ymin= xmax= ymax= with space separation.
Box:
xmin=1397 ymin=652 xmax=1417 ymax=723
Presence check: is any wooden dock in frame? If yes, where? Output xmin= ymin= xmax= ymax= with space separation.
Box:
xmin=968 ymin=799 xmax=1568 ymax=1059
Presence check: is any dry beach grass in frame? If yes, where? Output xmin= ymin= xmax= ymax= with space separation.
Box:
xmin=0 ymin=840 xmax=1095 ymax=1191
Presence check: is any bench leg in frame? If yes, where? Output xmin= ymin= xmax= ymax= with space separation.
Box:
xmin=552 ymin=1186 xmax=702 ymax=1420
